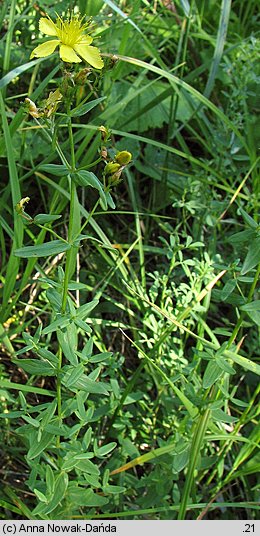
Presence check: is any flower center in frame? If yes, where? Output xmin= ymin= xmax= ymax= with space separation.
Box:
xmin=55 ymin=16 xmax=86 ymax=47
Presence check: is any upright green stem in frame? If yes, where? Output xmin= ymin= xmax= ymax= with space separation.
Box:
xmin=2 ymin=0 xmax=16 ymax=99
xmin=178 ymin=386 xmax=216 ymax=520
xmin=61 ymin=180 xmax=76 ymax=314
xmin=57 ymin=112 xmax=76 ymax=438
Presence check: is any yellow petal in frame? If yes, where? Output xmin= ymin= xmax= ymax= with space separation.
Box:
xmin=73 ymin=45 xmax=104 ymax=69
xmin=59 ymin=44 xmax=82 ymax=63
xmin=30 ymin=40 xmax=59 ymax=59
xmin=39 ymin=17 xmax=58 ymax=36
xmin=77 ymin=35 xmax=93 ymax=46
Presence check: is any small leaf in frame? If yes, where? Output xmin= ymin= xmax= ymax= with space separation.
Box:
xmin=228 ymin=229 xmax=256 ymax=245
xmin=70 ymin=96 xmax=106 ymax=117
xmin=14 ymin=240 xmax=71 ymax=258
xmin=67 ymin=485 xmax=108 ymax=507
xmin=27 ymin=431 xmax=53 ymax=460
xmin=94 ymin=442 xmax=117 ymax=457
xmin=34 ymin=489 xmax=48 ymax=503
xmin=74 ymin=458 xmax=100 ymax=475
xmin=202 ymin=360 xmax=223 ymax=389
xmin=22 ymin=415 xmax=40 ymax=427
xmin=89 ymin=352 xmax=113 ymax=364
xmin=74 ymin=318 xmax=92 ymax=334
xmin=75 ymin=375 xmax=110 ymax=395
xmin=215 ymin=357 xmax=236 ymax=375
xmin=34 ymin=214 xmax=62 ymax=224
xmin=33 ymin=472 xmax=68 ymax=515
xmin=62 ymin=364 xmax=84 ymax=389
xmin=172 ymin=447 xmax=190 ymax=473
xmin=46 ymin=465 xmax=55 ymax=497
xmin=39 ymin=164 xmax=70 ymax=176
xmin=37 ymin=348 xmax=59 ymax=366
xmin=13 ymin=359 xmax=56 ymax=376
xmin=73 ymin=170 xmax=107 ymax=209
xmin=40 ymin=400 xmax=57 ymax=429
xmin=241 ymin=237 xmax=260 ymax=275
xmin=221 ymin=279 xmax=237 ymax=301
xmin=212 ymin=408 xmax=238 ymax=423
xmin=42 ymin=315 xmax=71 ymax=335
xmin=240 ymin=300 xmax=260 ymax=312
xmin=102 ymin=484 xmax=126 ymax=494
xmin=76 ymin=299 xmax=99 ymax=320
xmin=57 ymin=325 xmax=78 ymax=365
xmin=238 ymin=208 xmax=258 ymax=229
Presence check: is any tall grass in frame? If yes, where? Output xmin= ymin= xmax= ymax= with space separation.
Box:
xmin=0 ymin=0 xmax=259 ymax=520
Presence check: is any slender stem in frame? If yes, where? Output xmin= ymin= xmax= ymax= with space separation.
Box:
xmin=178 ymin=396 xmax=213 ymax=520
xmin=2 ymin=0 xmax=16 ymax=99
xmin=78 ymin=198 xmax=100 ymax=236
xmin=37 ymin=224 xmax=67 ymax=242
xmin=56 ymin=110 xmax=76 ymax=441
xmin=56 ymin=345 xmax=63 ymax=447
xmin=227 ymin=262 xmax=260 ymax=347
xmin=61 ymin=179 xmax=76 ymax=314
xmin=68 ymin=112 xmax=76 ymax=171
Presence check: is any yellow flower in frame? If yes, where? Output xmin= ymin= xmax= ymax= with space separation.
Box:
xmin=30 ymin=14 xmax=104 ymax=68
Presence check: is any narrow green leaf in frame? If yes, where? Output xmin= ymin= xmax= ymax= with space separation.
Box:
xmin=38 ymin=164 xmax=70 ymax=176
xmin=203 ymin=361 xmax=223 ymax=389
xmin=0 ymin=379 xmax=55 ymax=396
xmin=240 ymin=300 xmax=260 ymax=312
xmin=212 ymin=409 xmax=238 ymax=423
xmin=221 ymin=279 xmax=237 ymax=301
xmin=74 ymin=375 xmax=110 ymax=395
xmin=14 ymin=240 xmax=71 ymax=258
xmin=0 ymin=58 xmax=49 ymax=90
xmin=228 ymin=229 xmax=256 ymax=245
xmin=241 ymin=237 xmax=260 ymax=275
xmin=215 ymin=357 xmax=236 ymax=375
xmin=0 ymin=92 xmax=23 ymax=321
xmin=34 ymin=214 xmax=62 ymax=224
xmin=103 ymin=484 xmax=126 ymax=494
xmin=40 ymin=400 xmax=57 ymax=429
xmin=62 ymin=364 xmax=84 ymax=388
xmin=89 ymin=352 xmax=113 ymax=364
xmin=239 ymin=208 xmax=258 ymax=229
xmin=33 ymin=472 xmax=68 ymax=515
xmin=57 ymin=325 xmax=78 ymax=365
xmin=76 ymin=299 xmax=99 ymax=320
xmin=73 ymin=170 xmax=107 ymax=208
xmin=27 ymin=431 xmax=53 ymax=460
xmin=42 ymin=315 xmax=71 ymax=335
xmin=67 ymin=486 xmax=108 ymax=507
xmin=70 ymin=96 xmax=106 ymax=117
xmin=74 ymin=318 xmax=92 ymax=334
xmin=224 ymin=350 xmax=260 ymax=375
xmin=204 ymin=0 xmax=231 ymax=99
xmin=95 ymin=442 xmax=117 ymax=457
xmin=34 ymin=489 xmax=48 ymax=503
xmin=13 ymin=359 xmax=57 ymax=376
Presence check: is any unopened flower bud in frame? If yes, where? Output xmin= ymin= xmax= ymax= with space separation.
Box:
xmin=15 ymin=197 xmax=30 ymax=214
xmin=74 ymin=68 xmax=91 ymax=85
xmin=109 ymin=55 xmax=118 ymax=68
xmin=115 ymin=151 xmax=132 ymax=166
xmin=44 ymin=89 xmax=63 ymax=117
xmin=99 ymin=125 xmax=110 ymax=142
xmin=24 ymin=98 xmax=42 ymax=118
xmin=104 ymin=162 xmax=121 ymax=176
xmin=100 ymin=146 xmax=108 ymax=159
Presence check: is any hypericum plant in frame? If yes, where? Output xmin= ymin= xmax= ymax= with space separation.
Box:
xmin=10 ymin=11 xmax=132 ymax=518
xmin=30 ymin=14 xmax=104 ymax=68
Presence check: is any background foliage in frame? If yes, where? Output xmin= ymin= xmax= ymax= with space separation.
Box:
xmin=0 ymin=0 xmax=259 ymax=520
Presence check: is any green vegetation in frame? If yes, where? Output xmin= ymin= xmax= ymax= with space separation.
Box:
xmin=0 ymin=0 xmax=259 ymax=521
